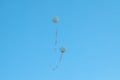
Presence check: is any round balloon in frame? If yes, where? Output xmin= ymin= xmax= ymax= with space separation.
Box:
xmin=52 ymin=16 xmax=59 ymax=23
xmin=60 ymin=47 xmax=66 ymax=53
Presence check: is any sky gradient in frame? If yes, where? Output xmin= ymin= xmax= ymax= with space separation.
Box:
xmin=0 ymin=0 xmax=120 ymax=80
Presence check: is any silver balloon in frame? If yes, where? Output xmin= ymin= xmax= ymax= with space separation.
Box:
xmin=60 ymin=47 xmax=66 ymax=53
xmin=52 ymin=16 xmax=59 ymax=23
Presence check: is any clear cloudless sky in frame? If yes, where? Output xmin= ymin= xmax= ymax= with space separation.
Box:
xmin=0 ymin=0 xmax=120 ymax=80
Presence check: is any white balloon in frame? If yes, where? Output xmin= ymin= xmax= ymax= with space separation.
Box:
xmin=52 ymin=16 xmax=59 ymax=23
xmin=60 ymin=47 xmax=66 ymax=53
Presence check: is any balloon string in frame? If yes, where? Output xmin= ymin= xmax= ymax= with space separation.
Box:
xmin=52 ymin=65 xmax=58 ymax=71
xmin=54 ymin=28 xmax=58 ymax=52
xmin=59 ymin=53 xmax=63 ymax=63
xmin=52 ymin=53 xmax=63 ymax=71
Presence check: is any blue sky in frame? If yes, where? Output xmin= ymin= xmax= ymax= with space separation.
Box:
xmin=0 ymin=0 xmax=120 ymax=80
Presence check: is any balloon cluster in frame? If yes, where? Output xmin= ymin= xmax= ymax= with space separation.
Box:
xmin=52 ymin=16 xmax=66 ymax=70
xmin=52 ymin=16 xmax=66 ymax=54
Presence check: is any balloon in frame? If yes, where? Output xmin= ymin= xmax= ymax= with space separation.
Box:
xmin=52 ymin=16 xmax=59 ymax=23
xmin=60 ymin=47 xmax=66 ymax=53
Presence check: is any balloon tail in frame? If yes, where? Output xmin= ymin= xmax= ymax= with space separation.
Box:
xmin=54 ymin=28 xmax=58 ymax=53
xmin=52 ymin=65 xmax=59 ymax=71
xmin=59 ymin=53 xmax=63 ymax=63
